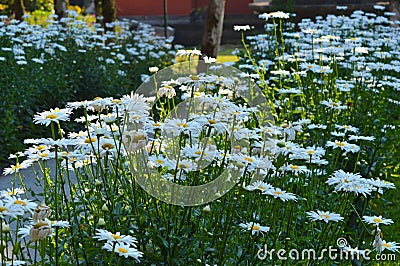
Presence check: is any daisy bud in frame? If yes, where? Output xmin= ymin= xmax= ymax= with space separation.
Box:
xmin=94 ymin=179 xmax=102 ymax=186
xmin=98 ymin=218 xmax=106 ymax=226
xmin=101 ymin=204 xmax=109 ymax=212
xmin=202 ymin=205 xmax=211 ymax=213
xmin=215 ymin=192 xmax=221 ymax=198
xmin=373 ymin=227 xmax=383 ymax=253
xmin=2 ymin=223 xmax=10 ymax=233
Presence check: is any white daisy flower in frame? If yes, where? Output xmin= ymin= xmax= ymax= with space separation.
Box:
xmin=379 ymin=240 xmax=400 ymax=253
xmin=2 ymin=160 xmax=32 ymax=175
xmin=306 ymin=210 xmax=344 ymax=223
xmin=362 ymin=215 xmax=394 ymax=226
xmin=263 ymin=187 xmax=297 ymax=202
xmin=239 ymin=222 xmax=270 ymax=235
xmin=245 ymin=181 xmax=274 ymax=192
xmin=33 ymin=107 xmax=72 ymax=126
xmin=93 ymin=229 xmax=137 ymax=246
xmin=102 ymin=242 xmax=143 ymax=261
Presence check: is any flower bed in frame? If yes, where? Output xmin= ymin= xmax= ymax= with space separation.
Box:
xmin=1 ymin=6 xmax=399 ymax=265
xmin=0 ymin=11 xmax=176 ymax=170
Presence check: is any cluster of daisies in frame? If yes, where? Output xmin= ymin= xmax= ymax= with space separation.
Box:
xmin=1 ymin=6 xmax=399 ymax=264
xmin=0 ymin=188 xmax=70 ymax=264
xmin=93 ymin=229 xmax=143 ymax=261
xmin=0 ymin=11 xmax=176 ymax=68
xmin=233 ymin=6 xmax=399 ymax=256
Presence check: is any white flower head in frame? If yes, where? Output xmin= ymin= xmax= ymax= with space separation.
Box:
xmin=306 ymin=210 xmax=344 ymax=223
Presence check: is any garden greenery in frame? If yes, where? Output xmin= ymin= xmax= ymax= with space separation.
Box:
xmin=1 ymin=6 xmax=399 ymax=265
xmin=0 ymin=10 xmax=176 ymax=170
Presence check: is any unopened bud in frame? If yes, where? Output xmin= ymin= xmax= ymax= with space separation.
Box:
xmin=101 ymin=204 xmax=109 ymax=212
xmin=202 ymin=205 xmax=211 ymax=213
xmin=98 ymin=217 xmax=106 ymax=226
xmin=2 ymin=223 xmax=10 ymax=233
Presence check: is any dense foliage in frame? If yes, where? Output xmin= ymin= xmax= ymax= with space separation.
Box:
xmin=0 ymin=12 xmax=176 ymax=169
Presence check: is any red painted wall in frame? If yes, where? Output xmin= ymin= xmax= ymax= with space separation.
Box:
xmin=115 ymin=0 xmax=253 ymax=16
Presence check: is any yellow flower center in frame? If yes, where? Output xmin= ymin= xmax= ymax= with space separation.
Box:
xmin=194 ymin=150 xmax=202 ymax=155
xmin=307 ymin=150 xmax=315 ymax=155
xmin=335 ymin=141 xmax=345 ymax=147
xmin=132 ymin=134 xmax=146 ymax=142
xmin=244 ymin=157 xmax=254 ymax=162
xmin=274 ymin=191 xmax=283 ymax=195
xmin=14 ymin=200 xmax=27 ymax=206
xmin=190 ymin=75 xmax=199 ymax=80
xmin=93 ymin=97 xmax=102 ymax=100
xmin=250 ymin=225 xmax=260 ymax=230
xmin=0 ymin=206 xmax=9 ymax=212
xmin=11 ymin=164 xmax=22 ymax=170
xmin=33 ymin=222 xmax=49 ymax=229
xmin=117 ymin=247 xmax=128 ymax=253
xmin=112 ymin=234 xmax=122 ymax=240
xmin=320 ymin=214 xmax=331 ymax=219
xmin=153 ymin=123 xmax=161 ymax=127
xmin=84 ymin=137 xmax=96 ymax=143
xmin=257 ymin=186 xmax=266 ymax=191
xmin=208 ymin=119 xmax=216 ymax=124
xmin=39 ymin=153 xmax=49 ymax=157
xmin=372 ymin=218 xmax=383 ymax=223
xmin=382 ymin=243 xmax=391 ymax=248
xmin=290 ymin=165 xmax=300 ymax=170
xmin=36 ymin=145 xmax=46 ymax=151
xmin=112 ymin=99 xmax=122 ymax=104
xmin=179 ymin=163 xmax=189 ymax=169
xmin=177 ymin=123 xmax=188 ymax=128
xmin=45 ymin=114 xmax=58 ymax=119
xmin=102 ymin=143 xmax=114 ymax=150
xmin=155 ymin=159 xmax=164 ymax=164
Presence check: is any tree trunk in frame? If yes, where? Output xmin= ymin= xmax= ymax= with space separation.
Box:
xmin=54 ymin=0 xmax=69 ymax=19
xmin=201 ymin=0 xmax=226 ymax=58
xmin=13 ymin=0 xmax=25 ymax=21
xmin=102 ymin=0 xmax=116 ymax=28
xmin=94 ymin=0 xmax=101 ymax=22
xmin=83 ymin=0 xmax=95 ymax=14
xmin=389 ymin=0 xmax=400 ymax=23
